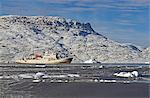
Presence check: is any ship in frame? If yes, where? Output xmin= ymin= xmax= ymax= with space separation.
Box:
xmin=15 ymin=52 xmax=73 ymax=64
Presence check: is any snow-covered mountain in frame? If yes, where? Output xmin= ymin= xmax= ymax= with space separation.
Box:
xmin=0 ymin=15 xmax=149 ymax=63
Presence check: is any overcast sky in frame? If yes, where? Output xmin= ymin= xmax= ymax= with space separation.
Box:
xmin=0 ymin=0 xmax=149 ymax=47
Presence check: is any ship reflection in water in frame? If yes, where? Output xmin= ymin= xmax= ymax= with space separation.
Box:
xmin=0 ymin=63 xmax=149 ymax=98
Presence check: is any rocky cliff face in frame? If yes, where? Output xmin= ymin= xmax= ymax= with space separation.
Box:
xmin=0 ymin=15 xmax=149 ymax=63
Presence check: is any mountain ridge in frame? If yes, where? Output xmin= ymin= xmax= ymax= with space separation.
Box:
xmin=0 ymin=15 xmax=149 ymax=63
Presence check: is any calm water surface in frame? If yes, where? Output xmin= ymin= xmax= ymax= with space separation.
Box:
xmin=0 ymin=64 xmax=149 ymax=98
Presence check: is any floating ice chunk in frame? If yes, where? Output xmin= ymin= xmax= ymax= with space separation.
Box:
xmin=144 ymin=62 xmax=150 ymax=64
xmin=18 ymin=74 xmax=34 ymax=79
xmin=51 ymin=75 xmax=67 ymax=78
xmin=93 ymin=79 xmax=98 ymax=82
xmin=35 ymin=65 xmax=46 ymax=68
xmin=114 ymin=71 xmax=138 ymax=78
xmin=131 ymin=71 xmax=138 ymax=77
xmin=32 ymin=79 xmax=41 ymax=83
xmin=84 ymin=59 xmax=94 ymax=63
xmin=34 ymin=72 xmax=46 ymax=79
xmin=67 ymin=74 xmax=80 ymax=77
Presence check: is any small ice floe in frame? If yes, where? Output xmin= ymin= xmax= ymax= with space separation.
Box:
xmin=57 ymin=80 xmax=63 ymax=82
xmin=32 ymin=72 xmax=47 ymax=83
xmin=18 ymin=72 xmax=48 ymax=80
xmin=99 ymin=79 xmax=117 ymax=83
xmin=18 ymin=74 xmax=34 ymax=79
xmin=67 ymin=74 xmax=80 ymax=78
xmin=34 ymin=72 xmax=46 ymax=79
xmin=0 ymin=76 xmax=3 ymax=79
xmin=0 ymin=75 xmax=11 ymax=79
xmin=93 ymin=79 xmax=99 ymax=82
xmin=114 ymin=71 xmax=138 ymax=78
xmin=0 ymin=75 xmax=19 ymax=80
xmin=64 ymin=80 xmax=69 ymax=82
xmin=123 ymin=81 xmax=131 ymax=84
xmin=84 ymin=59 xmax=94 ymax=63
xmin=144 ymin=62 xmax=150 ymax=64
xmin=35 ymin=65 xmax=46 ymax=68
xmin=103 ymin=80 xmax=117 ymax=83
xmin=32 ymin=79 xmax=42 ymax=83
xmin=50 ymin=75 xmax=67 ymax=78
xmin=98 ymin=65 xmax=103 ymax=69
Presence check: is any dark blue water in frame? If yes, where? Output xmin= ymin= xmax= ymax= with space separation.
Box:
xmin=0 ymin=63 xmax=149 ymax=98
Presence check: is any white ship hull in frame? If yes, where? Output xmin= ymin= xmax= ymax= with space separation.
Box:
xmin=16 ymin=58 xmax=73 ymax=64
